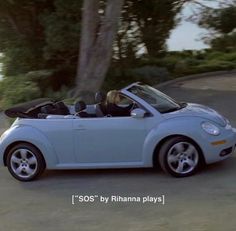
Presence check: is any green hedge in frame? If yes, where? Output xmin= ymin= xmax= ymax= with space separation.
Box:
xmin=0 ymin=75 xmax=41 ymax=109
xmin=1 ymin=50 xmax=236 ymax=109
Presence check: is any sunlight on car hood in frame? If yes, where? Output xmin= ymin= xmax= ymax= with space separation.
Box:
xmin=163 ymin=103 xmax=227 ymax=127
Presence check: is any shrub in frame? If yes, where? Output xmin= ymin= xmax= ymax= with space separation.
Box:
xmin=0 ymin=75 xmax=41 ymax=109
xmin=43 ymin=85 xmax=71 ymax=101
xmin=218 ymin=52 xmax=236 ymax=62
xmin=206 ymin=51 xmax=226 ymax=60
xmin=194 ymin=60 xmax=236 ymax=73
xmin=129 ymin=66 xmax=170 ymax=84
xmin=103 ymin=65 xmax=171 ymax=90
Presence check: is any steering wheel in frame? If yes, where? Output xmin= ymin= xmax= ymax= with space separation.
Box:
xmin=130 ymin=102 xmax=138 ymax=111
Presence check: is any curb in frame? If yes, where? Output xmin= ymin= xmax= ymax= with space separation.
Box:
xmin=156 ymin=69 xmax=236 ymax=88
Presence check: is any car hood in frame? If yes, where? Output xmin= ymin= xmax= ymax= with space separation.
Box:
xmin=163 ymin=103 xmax=227 ymax=127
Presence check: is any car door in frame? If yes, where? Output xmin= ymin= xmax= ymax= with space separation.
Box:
xmin=73 ymin=116 xmax=149 ymax=165
xmin=31 ymin=118 xmax=75 ymax=164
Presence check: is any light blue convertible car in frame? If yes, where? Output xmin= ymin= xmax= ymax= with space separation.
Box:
xmin=0 ymin=82 xmax=236 ymax=181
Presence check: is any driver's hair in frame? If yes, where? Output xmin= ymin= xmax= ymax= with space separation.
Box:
xmin=106 ymin=90 xmax=119 ymax=104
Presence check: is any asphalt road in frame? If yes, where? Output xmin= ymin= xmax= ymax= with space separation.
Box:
xmin=1 ymin=74 xmax=236 ymax=231
xmin=0 ymin=112 xmax=8 ymax=134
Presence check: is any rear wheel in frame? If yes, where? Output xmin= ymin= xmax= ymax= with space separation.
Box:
xmin=6 ymin=143 xmax=45 ymax=181
xmin=158 ymin=137 xmax=201 ymax=177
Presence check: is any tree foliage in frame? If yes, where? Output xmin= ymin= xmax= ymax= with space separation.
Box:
xmin=0 ymin=0 xmax=187 ymax=106
xmin=196 ymin=1 xmax=236 ymax=51
xmin=41 ymin=0 xmax=82 ymax=65
xmin=198 ymin=3 xmax=236 ymax=34
xmin=114 ymin=0 xmax=186 ymax=62
xmin=0 ymin=0 xmax=54 ymax=76
xmin=128 ymin=0 xmax=184 ymax=57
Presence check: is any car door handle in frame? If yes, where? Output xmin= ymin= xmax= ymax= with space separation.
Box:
xmin=76 ymin=125 xmax=86 ymax=130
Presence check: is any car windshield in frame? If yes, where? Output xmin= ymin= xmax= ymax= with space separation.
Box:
xmin=128 ymin=84 xmax=184 ymax=113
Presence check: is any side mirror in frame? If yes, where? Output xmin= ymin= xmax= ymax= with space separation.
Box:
xmin=131 ymin=108 xmax=146 ymax=118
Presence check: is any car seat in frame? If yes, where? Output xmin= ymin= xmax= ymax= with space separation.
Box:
xmin=54 ymin=101 xmax=70 ymax=115
xmin=40 ymin=104 xmax=56 ymax=114
xmin=75 ymin=101 xmax=89 ymax=117
xmin=95 ymin=92 xmax=107 ymax=117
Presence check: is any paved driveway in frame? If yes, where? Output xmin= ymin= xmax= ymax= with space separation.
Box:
xmin=1 ymin=74 xmax=236 ymax=231
xmin=158 ymin=73 xmax=236 ymax=127
xmin=0 ymin=112 xmax=8 ymax=134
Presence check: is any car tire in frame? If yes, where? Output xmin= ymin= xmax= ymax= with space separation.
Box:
xmin=6 ymin=143 xmax=45 ymax=181
xmin=158 ymin=137 xmax=201 ymax=177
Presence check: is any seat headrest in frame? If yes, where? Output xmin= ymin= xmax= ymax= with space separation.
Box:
xmin=75 ymin=101 xmax=86 ymax=112
xmin=95 ymin=92 xmax=106 ymax=103
xmin=54 ymin=101 xmax=70 ymax=115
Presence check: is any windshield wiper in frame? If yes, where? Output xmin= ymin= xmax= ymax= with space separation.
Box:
xmin=162 ymin=102 xmax=187 ymax=113
xmin=162 ymin=107 xmax=181 ymax=113
xmin=179 ymin=102 xmax=187 ymax=108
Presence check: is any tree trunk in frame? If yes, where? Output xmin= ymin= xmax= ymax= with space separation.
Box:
xmin=74 ymin=0 xmax=124 ymax=100
xmin=76 ymin=0 xmax=99 ymax=84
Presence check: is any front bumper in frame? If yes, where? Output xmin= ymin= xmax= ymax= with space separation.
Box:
xmin=200 ymin=127 xmax=236 ymax=164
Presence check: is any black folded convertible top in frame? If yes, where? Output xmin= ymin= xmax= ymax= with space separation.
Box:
xmin=5 ymin=98 xmax=53 ymax=118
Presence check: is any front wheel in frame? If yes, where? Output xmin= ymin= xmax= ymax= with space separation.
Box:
xmin=6 ymin=143 xmax=45 ymax=181
xmin=159 ymin=137 xmax=201 ymax=177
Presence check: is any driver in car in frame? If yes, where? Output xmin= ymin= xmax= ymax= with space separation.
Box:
xmin=106 ymin=90 xmax=134 ymax=117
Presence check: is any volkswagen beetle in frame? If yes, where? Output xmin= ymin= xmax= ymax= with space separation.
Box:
xmin=0 ymin=82 xmax=235 ymax=181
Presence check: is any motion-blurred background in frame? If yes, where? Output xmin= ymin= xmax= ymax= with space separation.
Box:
xmin=0 ymin=0 xmax=235 ymax=108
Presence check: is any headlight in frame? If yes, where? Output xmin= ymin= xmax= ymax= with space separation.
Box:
xmin=201 ymin=122 xmax=220 ymax=136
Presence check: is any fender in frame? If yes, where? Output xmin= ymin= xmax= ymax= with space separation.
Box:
xmin=142 ymin=116 xmax=204 ymax=166
xmin=0 ymin=125 xmax=58 ymax=168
